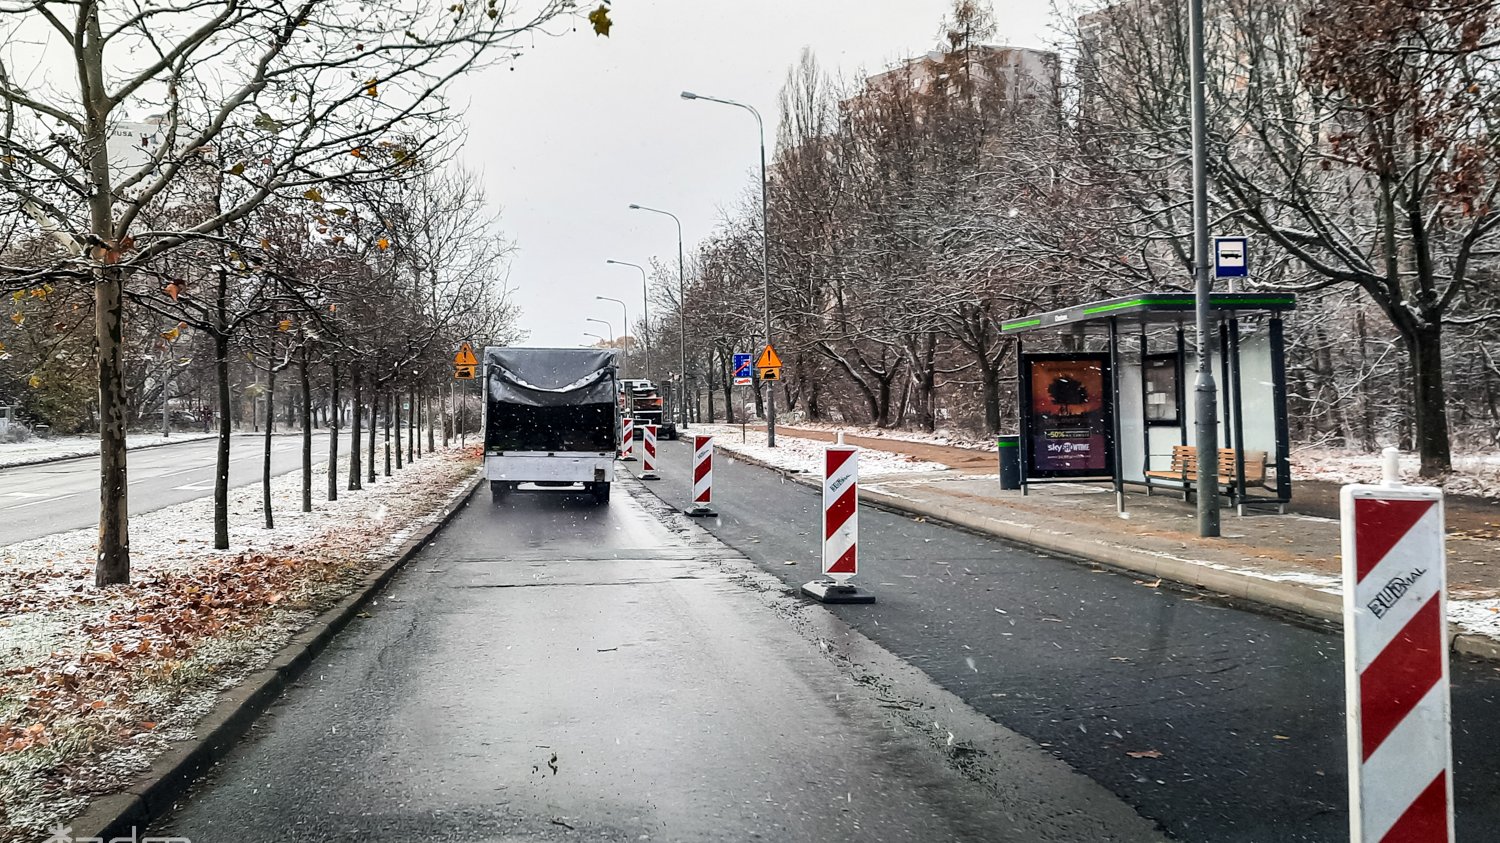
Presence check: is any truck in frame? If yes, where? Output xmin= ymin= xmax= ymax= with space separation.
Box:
xmin=483 ymin=347 xmax=620 ymax=505
xmin=618 ymin=379 xmax=678 ymax=441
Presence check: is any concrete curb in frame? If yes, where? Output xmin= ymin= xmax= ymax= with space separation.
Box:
xmin=715 ymin=446 xmax=1500 ymax=663
xmin=63 ymin=469 xmax=485 ymax=840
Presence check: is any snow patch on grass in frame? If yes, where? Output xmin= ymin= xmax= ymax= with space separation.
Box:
xmin=693 ymin=424 xmax=949 ymax=478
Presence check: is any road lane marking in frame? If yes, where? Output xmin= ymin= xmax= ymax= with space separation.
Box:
xmin=2 ymin=493 xmax=77 ymax=511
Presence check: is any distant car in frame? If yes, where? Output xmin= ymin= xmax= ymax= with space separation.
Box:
xmin=141 ymin=409 xmax=199 ymax=426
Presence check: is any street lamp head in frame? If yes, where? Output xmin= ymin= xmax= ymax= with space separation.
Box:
xmin=680 ymin=91 xmax=699 ymax=100
xmin=606 ymin=259 xmax=619 ymax=265
xmin=628 ymin=203 xmax=641 ymax=210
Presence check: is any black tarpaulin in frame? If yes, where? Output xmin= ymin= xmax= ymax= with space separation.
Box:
xmin=485 ymin=347 xmax=619 ymax=408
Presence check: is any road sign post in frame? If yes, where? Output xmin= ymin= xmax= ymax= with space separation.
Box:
xmin=1342 ymin=448 xmax=1453 ymax=843
xmin=685 ymin=434 xmax=717 ymax=517
xmin=641 ymin=423 xmax=660 ymax=481
xmin=802 ymin=432 xmax=875 ymax=604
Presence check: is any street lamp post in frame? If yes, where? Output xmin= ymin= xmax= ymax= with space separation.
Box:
xmin=681 ymin=89 xmax=776 ymax=447
xmin=605 ymin=260 xmax=651 ymax=379
xmin=628 ymin=204 xmax=689 ymax=431
xmin=596 ymin=295 xmax=629 ymax=374
xmin=585 ymin=317 xmax=614 ymax=345
xmin=1188 ymin=0 xmax=1220 ymax=537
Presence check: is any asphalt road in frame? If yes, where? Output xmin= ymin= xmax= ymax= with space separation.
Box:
xmin=0 ymin=434 xmax=345 ymax=546
xmin=155 ymin=480 xmax=1161 ymax=842
xmin=642 ymin=438 xmax=1500 ymax=842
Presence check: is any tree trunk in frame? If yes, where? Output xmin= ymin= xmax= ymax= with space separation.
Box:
xmin=263 ymin=365 xmax=275 ymax=529
xmin=95 ymin=266 xmax=131 ymax=585
xmin=368 ymin=387 xmax=378 ymax=483
xmin=384 ymin=392 xmax=393 ymax=476
xmin=981 ymin=360 xmax=1001 ymax=435
xmin=328 ymin=355 xmax=340 ymax=501
xmin=395 ymin=389 xmax=404 ymax=470
xmin=214 ymin=330 xmax=232 ymax=549
xmin=407 ymin=387 xmax=416 ymax=463
xmin=301 ymin=346 xmax=312 ymax=513
xmin=427 ymin=391 xmax=435 ymax=453
xmin=1409 ymin=324 xmax=1453 ymax=476
xmin=348 ymin=364 xmax=363 ymax=491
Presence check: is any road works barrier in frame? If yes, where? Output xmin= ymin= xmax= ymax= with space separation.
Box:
xmin=641 ymin=423 xmax=660 ymax=481
xmin=620 ymin=417 xmax=636 ymax=461
xmin=1342 ymin=447 xmax=1453 ymax=843
xmin=802 ymin=432 xmax=875 ymax=604
xmin=685 ymin=434 xmax=716 ymax=517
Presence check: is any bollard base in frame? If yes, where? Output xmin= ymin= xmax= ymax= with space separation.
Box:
xmin=621 ymin=456 xmax=637 ymax=462
xmin=684 ymin=504 xmax=718 ymax=517
xmin=800 ymin=580 xmax=876 ymax=604
xmin=641 ymin=472 xmax=660 ymax=481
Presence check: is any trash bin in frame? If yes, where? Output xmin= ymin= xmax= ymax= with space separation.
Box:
xmin=998 ymin=434 xmax=1021 ymax=490
xmin=33 ymin=424 xmax=51 ymax=439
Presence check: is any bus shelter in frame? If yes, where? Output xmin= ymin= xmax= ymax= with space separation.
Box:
xmin=999 ymin=292 xmax=1296 ymax=515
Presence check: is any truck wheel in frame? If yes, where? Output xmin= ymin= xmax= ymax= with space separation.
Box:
xmin=592 ymin=482 xmax=611 ymax=505
xmin=490 ymin=481 xmax=510 ymax=504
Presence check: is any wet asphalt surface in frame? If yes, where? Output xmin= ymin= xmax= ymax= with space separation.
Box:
xmin=154 ymin=476 xmax=1162 ymax=842
xmin=643 ymin=437 xmax=1500 ymax=842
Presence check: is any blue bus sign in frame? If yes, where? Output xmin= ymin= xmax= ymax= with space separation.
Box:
xmin=1214 ymin=236 xmax=1248 ymax=278
xmin=732 ymin=352 xmax=752 ymax=386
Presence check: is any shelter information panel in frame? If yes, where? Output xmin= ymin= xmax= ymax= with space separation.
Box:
xmin=1021 ymin=353 xmax=1115 ymax=479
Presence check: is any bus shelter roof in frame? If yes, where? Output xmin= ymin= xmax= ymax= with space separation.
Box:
xmin=1000 ymin=292 xmax=1296 ymax=336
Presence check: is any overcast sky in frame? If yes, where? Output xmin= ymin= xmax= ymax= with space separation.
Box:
xmin=451 ymin=0 xmax=1056 ymax=348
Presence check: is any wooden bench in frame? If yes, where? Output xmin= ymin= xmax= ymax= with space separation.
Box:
xmin=1144 ymin=445 xmax=1267 ymax=499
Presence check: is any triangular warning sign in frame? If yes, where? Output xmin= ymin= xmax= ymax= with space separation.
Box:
xmin=455 ymin=342 xmax=478 ymax=366
xmin=756 ymin=344 xmax=782 ymax=369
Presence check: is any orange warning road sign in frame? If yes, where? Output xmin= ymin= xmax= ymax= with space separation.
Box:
xmin=455 ymin=342 xmax=478 ymax=367
xmin=756 ymin=344 xmax=782 ymax=369
xmin=454 ymin=364 xmax=476 ymax=380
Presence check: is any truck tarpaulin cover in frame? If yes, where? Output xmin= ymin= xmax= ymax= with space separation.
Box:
xmin=485 ymin=347 xmax=618 ymax=407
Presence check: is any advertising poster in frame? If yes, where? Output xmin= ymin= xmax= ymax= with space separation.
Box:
xmin=1021 ymin=353 xmax=1114 ymax=478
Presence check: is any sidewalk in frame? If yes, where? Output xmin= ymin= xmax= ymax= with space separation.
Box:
xmin=700 ymin=424 xmax=1500 ymax=660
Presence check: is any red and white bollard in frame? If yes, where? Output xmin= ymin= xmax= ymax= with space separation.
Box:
xmin=620 ymin=417 xmax=636 ymax=461
xmin=684 ymin=434 xmax=716 ymax=517
xmin=1342 ymin=447 xmax=1452 ymax=843
xmin=801 ymin=432 xmax=875 ymax=604
xmin=641 ymin=423 xmax=660 ymax=481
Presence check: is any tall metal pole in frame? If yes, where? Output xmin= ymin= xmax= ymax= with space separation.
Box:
xmin=1188 ymin=0 xmax=1220 ymax=537
xmin=629 ymin=204 xmax=689 ymax=430
xmin=681 ymin=90 xmax=776 ymax=446
xmin=607 ymin=260 xmax=651 ymax=378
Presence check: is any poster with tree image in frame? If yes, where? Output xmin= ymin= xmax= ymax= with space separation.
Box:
xmin=1021 ymin=353 xmax=1114 ymax=478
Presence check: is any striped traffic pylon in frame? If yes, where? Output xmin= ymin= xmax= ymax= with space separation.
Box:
xmin=1342 ymin=448 xmax=1452 ymax=843
xmin=684 ymin=434 xmax=716 ymax=517
xmin=641 ymin=423 xmax=660 ymax=481
xmin=801 ymin=432 xmax=875 ymax=604
xmin=620 ymin=417 xmax=636 ymax=461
